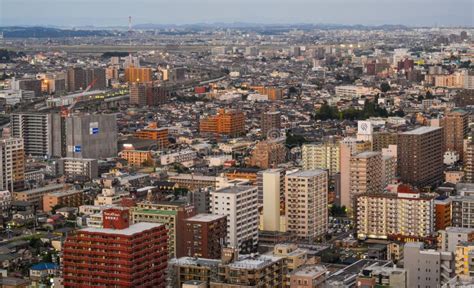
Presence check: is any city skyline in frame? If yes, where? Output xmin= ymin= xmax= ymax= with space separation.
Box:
xmin=1 ymin=0 xmax=473 ymax=27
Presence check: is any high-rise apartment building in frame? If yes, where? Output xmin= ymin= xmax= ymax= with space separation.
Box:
xmin=285 ymin=170 xmax=328 ymax=241
xmin=63 ymin=208 xmax=168 ymax=287
xmin=372 ymin=132 xmax=398 ymax=151
xmin=355 ymin=185 xmax=435 ymax=242
xmin=260 ymin=110 xmax=281 ymax=138
xmin=248 ymin=140 xmax=287 ymax=169
xmin=302 ymin=141 xmax=340 ymax=176
xmin=0 ymin=138 xmax=25 ymax=192
xmin=451 ymin=183 xmax=474 ymax=229
xmin=210 ymin=185 xmax=259 ymax=253
xmin=10 ymin=112 xmax=61 ymax=156
xmin=67 ymin=67 xmax=106 ymax=92
xmin=465 ymin=140 xmax=474 ymax=183
xmin=199 ymin=109 xmax=245 ymax=137
xmin=65 ymin=113 xmax=118 ymax=159
xmin=438 ymin=227 xmax=474 ymax=252
xmin=260 ymin=169 xmax=285 ymax=232
xmin=350 ymin=151 xmax=383 ymax=210
xmin=134 ymin=122 xmax=169 ymax=149
xmin=398 ymin=126 xmax=443 ymax=188
xmin=443 ymin=110 xmax=469 ymax=160
xmin=131 ymin=201 xmax=195 ymax=258
xmin=129 ymin=82 xmax=169 ymax=107
xmin=129 ymin=82 xmax=147 ymax=106
xmin=124 ymin=67 xmax=153 ymax=83
xmin=339 ymin=137 xmax=371 ymax=208
xmin=183 ymin=213 xmax=227 ymax=259
xmin=404 ymin=242 xmax=454 ymax=288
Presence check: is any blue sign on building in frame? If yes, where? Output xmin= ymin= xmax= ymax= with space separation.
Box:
xmin=74 ymin=145 xmax=81 ymax=152
xmin=91 ymin=128 xmax=99 ymax=135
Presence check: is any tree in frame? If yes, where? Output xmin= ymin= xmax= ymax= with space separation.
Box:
xmin=425 ymin=90 xmax=434 ymax=99
xmin=330 ymin=205 xmax=347 ymax=217
xmin=380 ymin=82 xmax=391 ymax=93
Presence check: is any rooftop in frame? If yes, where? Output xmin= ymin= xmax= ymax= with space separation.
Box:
xmin=186 ymin=213 xmax=226 ymax=222
xmin=401 ymin=126 xmax=441 ymax=135
xmin=287 ymin=169 xmax=326 ymax=178
xmin=81 ymin=222 xmax=163 ymax=236
xmin=214 ymin=185 xmax=256 ymax=194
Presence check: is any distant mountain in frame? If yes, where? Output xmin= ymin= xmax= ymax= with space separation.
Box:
xmin=0 ymin=26 xmax=114 ymax=38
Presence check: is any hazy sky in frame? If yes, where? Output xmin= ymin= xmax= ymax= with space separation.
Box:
xmin=1 ymin=0 xmax=473 ymax=27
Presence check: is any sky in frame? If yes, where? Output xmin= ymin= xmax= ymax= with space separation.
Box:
xmin=1 ymin=0 xmax=473 ymax=27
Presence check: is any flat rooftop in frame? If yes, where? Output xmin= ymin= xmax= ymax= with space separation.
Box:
xmin=81 ymin=222 xmax=163 ymax=236
xmin=287 ymin=170 xmax=326 ymax=178
xmin=214 ymin=185 xmax=256 ymax=194
xmin=355 ymin=151 xmax=381 ymax=158
xmin=401 ymin=126 xmax=441 ymax=135
xmin=186 ymin=213 xmax=226 ymax=222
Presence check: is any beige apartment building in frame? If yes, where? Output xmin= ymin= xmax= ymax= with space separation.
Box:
xmin=285 ymin=170 xmax=328 ymax=241
xmin=339 ymin=137 xmax=371 ymax=209
xmin=302 ymin=141 xmax=340 ymax=176
xmin=356 ymin=185 xmax=435 ymax=241
xmin=349 ymin=151 xmax=383 ymax=211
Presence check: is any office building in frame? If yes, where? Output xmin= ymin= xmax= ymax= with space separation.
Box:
xmin=124 ymin=67 xmax=153 ymax=83
xmin=356 ymin=184 xmax=435 ymax=242
xmin=398 ymin=126 xmax=443 ymax=188
xmin=63 ymin=208 xmax=168 ymax=287
xmin=131 ymin=201 xmax=195 ymax=258
xmin=43 ymin=189 xmax=84 ymax=212
xmin=285 ymin=170 xmax=328 ymax=241
xmin=248 ymin=140 xmax=286 ymax=169
xmin=65 ymin=113 xmax=118 ymax=159
xmin=404 ymin=242 xmax=454 ymax=288
xmin=0 ymin=138 xmax=25 ymax=192
xmin=350 ymin=151 xmax=383 ymax=209
xmin=199 ymin=109 xmax=245 ymax=137
xmin=210 ymin=185 xmax=259 ymax=253
xmin=183 ymin=213 xmax=227 ymax=259
xmin=438 ymin=227 xmax=474 ymax=252
xmin=302 ymin=141 xmax=340 ymax=176
xmin=260 ymin=110 xmax=281 ymax=138
xmin=339 ymin=137 xmax=371 ymax=208
xmin=57 ymin=157 xmax=98 ymax=180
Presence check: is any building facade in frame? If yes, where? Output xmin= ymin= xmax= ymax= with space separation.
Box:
xmin=285 ymin=170 xmax=328 ymax=241
xmin=63 ymin=208 xmax=168 ymax=287
xmin=210 ymin=186 xmax=259 ymax=253
xmin=398 ymin=127 xmax=443 ymax=188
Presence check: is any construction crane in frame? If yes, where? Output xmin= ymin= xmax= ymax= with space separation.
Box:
xmin=61 ymin=77 xmax=98 ymax=117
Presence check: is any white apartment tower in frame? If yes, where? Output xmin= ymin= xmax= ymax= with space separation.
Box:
xmin=210 ymin=185 xmax=259 ymax=253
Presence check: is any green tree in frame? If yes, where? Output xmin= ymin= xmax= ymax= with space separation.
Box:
xmin=380 ymin=82 xmax=391 ymax=93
